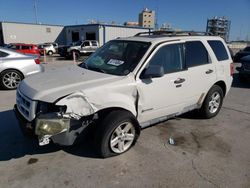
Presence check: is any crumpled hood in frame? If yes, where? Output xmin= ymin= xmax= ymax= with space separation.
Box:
xmin=19 ymin=65 xmax=123 ymax=102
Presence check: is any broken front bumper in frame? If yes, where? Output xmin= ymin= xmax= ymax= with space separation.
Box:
xmin=14 ymin=105 xmax=90 ymax=146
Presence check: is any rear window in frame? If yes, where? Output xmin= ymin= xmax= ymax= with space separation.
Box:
xmin=208 ymin=40 xmax=229 ymax=61
xmin=0 ymin=51 xmax=9 ymax=57
xmin=185 ymin=41 xmax=209 ymax=67
xmin=244 ymin=47 xmax=250 ymax=52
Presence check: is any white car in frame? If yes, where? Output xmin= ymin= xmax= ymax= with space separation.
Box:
xmin=67 ymin=40 xmax=99 ymax=59
xmin=0 ymin=47 xmax=43 ymax=89
xmin=38 ymin=43 xmax=58 ymax=56
xmin=14 ymin=32 xmax=233 ymax=157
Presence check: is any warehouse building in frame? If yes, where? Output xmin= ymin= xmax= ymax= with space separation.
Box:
xmin=0 ymin=22 xmax=150 ymax=46
xmin=64 ymin=24 xmax=150 ymax=46
xmin=0 ymin=21 xmax=65 ymax=45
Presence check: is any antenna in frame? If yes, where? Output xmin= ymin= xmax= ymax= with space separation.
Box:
xmin=34 ymin=0 xmax=38 ymax=24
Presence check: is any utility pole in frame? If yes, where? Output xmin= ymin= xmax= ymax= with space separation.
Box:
xmin=34 ymin=0 xmax=38 ymax=24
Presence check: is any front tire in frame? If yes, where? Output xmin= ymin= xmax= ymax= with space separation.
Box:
xmin=200 ymin=85 xmax=224 ymax=119
xmin=0 ymin=70 xmax=23 ymax=90
xmin=95 ymin=110 xmax=140 ymax=158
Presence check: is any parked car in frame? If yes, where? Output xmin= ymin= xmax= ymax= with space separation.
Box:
xmin=7 ymin=43 xmax=40 ymax=57
xmin=14 ymin=32 xmax=233 ymax=158
xmin=0 ymin=47 xmax=43 ymax=89
xmin=38 ymin=43 xmax=58 ymax=56
xmin=66 ymin=40 xmax=99 ymax=59
xmin=237 ymin=55 xmax=250 ymax=82
xmin=233 ymin=46 xmax=250 ymax=62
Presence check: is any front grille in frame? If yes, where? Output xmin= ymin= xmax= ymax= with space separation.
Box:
xmin=16 ymin=89 xmax=37 ymax=121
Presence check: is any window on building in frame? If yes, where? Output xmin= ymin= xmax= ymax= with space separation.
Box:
xmin=185 ymin=41 xmax=209 ymax=67
xmin=46 ymin=27 xmax=51 ymax=33
xmin=147 ymin=43 xmax=185 ymax=74
xmin=208 ymin=40 xmax=229 ymax=61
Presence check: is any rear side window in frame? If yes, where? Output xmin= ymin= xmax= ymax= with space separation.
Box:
xmin=148 ymin=43 xmax=185 ymax=74
xmin=185 ymin=41 xmax=209 ymax=67
xmin=21 ymin=45 xmax=31 ymax=50
xmin=208 ymin=40 xmax=229 ymax=61
xmin=244 ymin=47 xmax=250 ymax=52
xmin=0 ymin=51 xmax=9 ymax=57
xmin=92 ymin=41 xmax=98 ymax=46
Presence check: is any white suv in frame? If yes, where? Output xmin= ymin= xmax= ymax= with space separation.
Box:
xmin=14 ymin=31 xmax=233 ymax=158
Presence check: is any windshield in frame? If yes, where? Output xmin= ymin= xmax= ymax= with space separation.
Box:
xmin=81 ymin=40 xmax=150 ymax=76
xmin=74 ymin=41 xmax=82 ymax=46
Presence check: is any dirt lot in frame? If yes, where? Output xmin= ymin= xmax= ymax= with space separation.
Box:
xmin=0 ymin=57 xmax=249 ymax=188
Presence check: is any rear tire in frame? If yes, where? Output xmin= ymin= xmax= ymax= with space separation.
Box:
xmin=0 ymin=70 xmax=23 ymax=90
xmin=48 ymin=51 xmax=53 ymax=56
xmin=95 ymin=110 xmax=140 ymax=158
xmin=200 ymin=85 xmax=224 ymax=119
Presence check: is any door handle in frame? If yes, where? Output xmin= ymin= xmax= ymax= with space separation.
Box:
xmin=206 ymin=69 xmax=214 ymax=74
xmin=174 ymin=78 xmax=185 ymax=84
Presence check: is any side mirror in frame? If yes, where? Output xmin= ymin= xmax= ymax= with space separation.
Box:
xmin=141 ymin=65 xmax=164 ymax=79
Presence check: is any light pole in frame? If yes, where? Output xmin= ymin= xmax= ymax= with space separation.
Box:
xmin=34 ymin=0 xmax=38 ymax=24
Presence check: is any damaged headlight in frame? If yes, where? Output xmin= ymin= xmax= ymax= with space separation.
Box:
xmin=35 ymin=114 xmax=69 ymax=136
xmin=37 ymin=101 xmax=67 ymax=114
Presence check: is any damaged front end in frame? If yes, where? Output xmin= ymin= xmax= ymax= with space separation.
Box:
xmin=35 ymin=92 xmax=97 ymax=146
xmin=35 ymin=112 xmax=92 ymax=146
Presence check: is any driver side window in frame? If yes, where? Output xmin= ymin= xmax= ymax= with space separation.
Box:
xmin=148 ymin=43 xmax=185 ymax=74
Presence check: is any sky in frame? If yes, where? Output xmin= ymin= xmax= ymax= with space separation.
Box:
xmin=0 ymin=0 xmax=249 ymax=41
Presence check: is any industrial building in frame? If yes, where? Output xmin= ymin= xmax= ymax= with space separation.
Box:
xmin=0 ymin=21 xmax=65 ymax=45
xmin=138 ymin=8 xmax=155 ymax=28
xmin=206 ymin=17 xmax=231 ymax=41
xmin=0 ymin=21 xmax=150 ymax=46
xmin=65 ymin=24 xmax=150 ymax=46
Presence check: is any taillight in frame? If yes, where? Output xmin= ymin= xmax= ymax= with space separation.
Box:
xmin=35 ymin=58 xmax=40 ymax=64
xmin=230 ymin=63 xmax=234 ymax=76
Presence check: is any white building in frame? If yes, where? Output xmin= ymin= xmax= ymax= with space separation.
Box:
xmin=0 ymin=21 xmax=65 ymax=45
xmin=65 ymin=24 xmax=150 ymax=46
xmin=0 ymin=22 xmax=150 ymax=46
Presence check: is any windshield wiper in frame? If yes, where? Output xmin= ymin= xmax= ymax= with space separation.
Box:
xmin=88 ymin=67 xmax=106 ymax=74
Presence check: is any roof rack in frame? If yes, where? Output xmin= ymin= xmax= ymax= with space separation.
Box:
xmin=135 ymin=30 xmax=214 ymax=37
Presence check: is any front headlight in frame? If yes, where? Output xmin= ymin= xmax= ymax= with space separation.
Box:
xmin=37 ymin=101 xmax=67 ymax=114
xmin=36 ymin=117 xmax=69 ymax=136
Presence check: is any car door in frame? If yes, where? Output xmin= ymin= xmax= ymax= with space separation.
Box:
xmin=81 ymin=41 xmax=91 ymax=53
xmin=183 ymin=40 xmax=217 ymax=107
xmin=136 ymin=41 xmax=190 ymax=124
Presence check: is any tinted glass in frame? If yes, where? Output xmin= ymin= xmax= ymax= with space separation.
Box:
xmin=82 ymin=41 xmax=90 ymax=47
xmin=148 ymin=43 xmax=184 ymax=73
xmin=244 ymin=47 xmax=250 ymax=52
xmin=21 ymin=46 xmax=31 ymax=50
xmin=0 ymin=51 xmax=9 ymax=57
xmin=186 ymin=41 xmax=209 ymax=67
xmin=92 ymin=41 xmax=98 ymax=46
xmin=208 ymin=40 xmax=229 ymax=61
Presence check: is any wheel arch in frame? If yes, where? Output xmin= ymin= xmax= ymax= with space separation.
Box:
xmin=0 ymin=68 xmax=24 ymax=79
xmin=214 ymin=80 xmax=226 ymax=97
xmin=96 ymin=107 xmax=141 ymax=131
